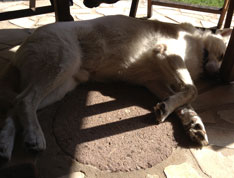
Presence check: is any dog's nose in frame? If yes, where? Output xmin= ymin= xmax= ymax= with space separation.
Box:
xmin=205 ymin=62 xmax=219 ymax=76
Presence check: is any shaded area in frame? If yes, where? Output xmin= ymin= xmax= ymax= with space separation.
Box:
xmin=53 ymin=82 xmax=190 ymax=172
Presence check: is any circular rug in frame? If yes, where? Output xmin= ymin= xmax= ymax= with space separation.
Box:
xmin=53 ymin=83 xmax=183 ymax=172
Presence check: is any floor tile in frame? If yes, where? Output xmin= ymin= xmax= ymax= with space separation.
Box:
xmin=164 ymin=163 xmax=201 ymax=178
xmin=146 ymin=174 xmax=159 ymax=178
xmin=9 ymin=17 xmax=36 ymax=28
xmin=191 ymin=146 xmax=234 ymax=178
xmin=206 ymin=126 xmax=234 ymax=149
xmin=217 ymin=109 xmax=234 ymax=124
xmin=58 ymin=172 xmax=85 ymax=178
xmin=193 ymin=84 xmax=234 ymax=112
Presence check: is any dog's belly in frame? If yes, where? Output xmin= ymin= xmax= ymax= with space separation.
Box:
xmin=79 ymin=40 xmax=158 ymax=82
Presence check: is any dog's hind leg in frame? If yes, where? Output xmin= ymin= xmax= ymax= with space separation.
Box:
xmin=175 ymin=105 xmax=208 ymax=146
xmin=13 ymin=48 xmax=82 ymax=153
xmin=14 ymin=85 xmax=48 ymax=152
xmin=13 ymin=67 xmax=81 ymax=152
xmin=14 ymin=77 xmax=79 ymax=152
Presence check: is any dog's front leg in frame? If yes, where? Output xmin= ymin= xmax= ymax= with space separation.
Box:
xmin=175 ymin=105 xmax=208 ymax=146
xmin=0 ymin=114 xmax=16 ymax=161
xmin=154 ymin=84 xmax=197 ymax=122
xmin=153 ymin=55 xmax=198 ymax=123
xmin=148 ymin=54 xmax=208 ymax=145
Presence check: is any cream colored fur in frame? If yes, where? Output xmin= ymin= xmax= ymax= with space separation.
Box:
xmin=0 ymin=15 xmax=231 ymax=160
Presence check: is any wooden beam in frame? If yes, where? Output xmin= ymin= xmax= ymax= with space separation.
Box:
xmin=151 ymin=0 xmax=222 ymax=14
xmin=224 ymin=0 xmax=234 ymax=28
xmin=217 ymin=0 xmax=230 ymax=29
xmin=220 ymin=29 xmax=234 ymax=82
xmin=0 ymin=6 xmax=54 ymax=21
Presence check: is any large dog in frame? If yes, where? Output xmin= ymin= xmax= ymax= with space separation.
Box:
xmin=0 ymin=15 xmax=231 ymax=161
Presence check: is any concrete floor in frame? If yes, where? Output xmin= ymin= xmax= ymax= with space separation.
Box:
xmin=0 ymin=0 xmax=234 ymax=178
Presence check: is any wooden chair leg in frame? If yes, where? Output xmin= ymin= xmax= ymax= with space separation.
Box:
xmin=53 ymin=0 xmax=74 ymax=22
xmin=129 ymin=0 xmax=139 ymax=17
xmin=147 ymin=0 xmax=152 ymax=18
xmin=224 ymin=0 xmax=234 ymax=28
xmin=217 ymin=0 xmax=230 ymax=29
xmin=220 ymin=29 xmax=234 ymax=82
xmin=29 ymin=0 xmax=36 ymax=11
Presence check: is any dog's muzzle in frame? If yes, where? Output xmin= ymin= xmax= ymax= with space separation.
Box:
xmin=203 ymin=49 xmax=220 ymax=79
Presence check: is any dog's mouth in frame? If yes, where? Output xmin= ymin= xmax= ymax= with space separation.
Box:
xmin=203 ymin=66 xmax=221 ymax=80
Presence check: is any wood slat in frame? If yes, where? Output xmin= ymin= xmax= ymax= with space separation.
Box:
xmin=0 ymin=6 xmax=54 ymax=21
xmin=224 ymin=0 xmax=234 ymax=28
xmin=151 ymin=0 xmax=222 ymax=14
xmin=220 ymin=29 xmax=234 ymax=82
xmin=29 ymin=0 xmax=36 ymax=11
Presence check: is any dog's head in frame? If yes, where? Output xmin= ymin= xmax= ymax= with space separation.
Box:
xmin=202 ymin=29 xmax=232 ymax=77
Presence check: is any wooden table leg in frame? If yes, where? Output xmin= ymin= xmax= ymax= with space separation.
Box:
xmin=220 ymin=29 xmax=234 ymax=82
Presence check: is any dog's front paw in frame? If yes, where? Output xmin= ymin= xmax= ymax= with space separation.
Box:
xmin=177 ymin=108 xmax=209 ymax=146
xmin=154 ymin=102 xmax=169 ymax=123
xmin=23 ymin=128 xmax=46 ymax=152
xmin=0 ymin=135 xmax=15 ymax=162
xmin=188 ymin=125 xmax=209 ymax=146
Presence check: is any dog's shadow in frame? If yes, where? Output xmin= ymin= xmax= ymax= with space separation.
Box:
xmin=0 ymin=79 xmax=196 ymax=177
xmin=0 ymin=81 xmax=196 ymax=176
xmin=50 ymin=82 xmax=194 ymax=152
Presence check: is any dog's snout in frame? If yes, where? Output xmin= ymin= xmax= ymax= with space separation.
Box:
xmin=205 ymin=61 xmax=220 ymax=78
xmin=206 ymin=61 xmax=219 ymax=72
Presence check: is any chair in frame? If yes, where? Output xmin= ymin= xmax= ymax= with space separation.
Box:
xmin=220 ymin=0 xmax=234 ymax=81
xmin=146 ymin=0 xmax=230 ymax=29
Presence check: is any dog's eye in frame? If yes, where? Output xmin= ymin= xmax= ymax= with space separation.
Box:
xmin=219 ymin=54 xmax=224 ymax=61
xmin=203 ymin=49 xmax=209 ymax=59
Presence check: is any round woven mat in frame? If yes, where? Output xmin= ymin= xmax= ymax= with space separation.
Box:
xmin=53 ymin=83 xmax=184 ymax=172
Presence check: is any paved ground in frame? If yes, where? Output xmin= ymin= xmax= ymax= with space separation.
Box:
xmin=0 ymin=0 xmax=234 ymax=178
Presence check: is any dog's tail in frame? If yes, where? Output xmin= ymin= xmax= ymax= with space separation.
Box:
xmin=0 ymin=63 xmax=20 ymax=111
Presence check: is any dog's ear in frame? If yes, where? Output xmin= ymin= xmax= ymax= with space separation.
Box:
xmin=221 ymin=28 xmax=232 ymax=37
xmin=216 ymin=28 xmax=232 ymax=37
xmin=216 ymin=28 xmax=232 ymax=45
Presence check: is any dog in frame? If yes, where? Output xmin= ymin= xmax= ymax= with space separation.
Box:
xmin=0 ymin=15 xmax=231 ymax=161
